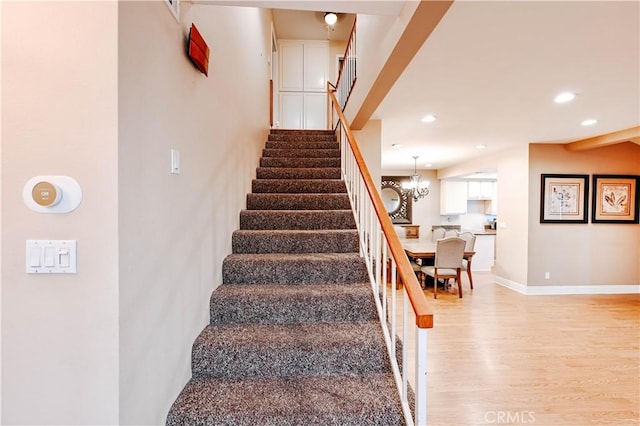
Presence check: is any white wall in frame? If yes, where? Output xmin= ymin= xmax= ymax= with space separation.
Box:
xmin=343 ymin=3 xmax=417 ymax=124
xmin=2 ymin=1 xmax=271 ymax=425
xmin=2 ymin=2 xmax=119 ymax=424
xmin=118 ymin=2 xmax=270 ymax=425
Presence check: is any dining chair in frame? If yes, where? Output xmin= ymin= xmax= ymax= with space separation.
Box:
xmin=420 ymin=236 xmax=466 ymax=298
xmin=456 ymin=231 xmax=476 ymax=290
xmin=432 ymin=227 xmax=446 ymax=241
xmin=410 ymin=259 xmax=425 ymax=286
xmin=444 ymin=229 xmax=458 ymax=238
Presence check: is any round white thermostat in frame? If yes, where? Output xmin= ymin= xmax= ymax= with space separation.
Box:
xmin=23 ymin=176 xmax=82 ymax=213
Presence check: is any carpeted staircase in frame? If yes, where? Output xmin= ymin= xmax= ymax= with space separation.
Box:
xmin=166 ymin=129 xmax=405 ymax=425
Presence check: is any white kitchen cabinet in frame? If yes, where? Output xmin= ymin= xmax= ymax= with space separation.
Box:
xmin=278 ymin=40 xmax=329 ymax=129
xmin=484 ymin=181 xmax=498 ymax=215
xmin=468 ymin=180 xmax=495 ymax=200
xmin=471 ymin=234 xmax=495 ymax=271
xmin=440 ymin=180 xmax=468 ymax=215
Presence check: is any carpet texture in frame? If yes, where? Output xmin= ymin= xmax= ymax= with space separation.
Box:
xmin=166 ymin=129 xmax=405 ymax=425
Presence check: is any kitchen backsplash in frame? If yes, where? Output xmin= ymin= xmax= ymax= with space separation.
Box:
xmin=441 ymin=200 xmax=496 ymax=230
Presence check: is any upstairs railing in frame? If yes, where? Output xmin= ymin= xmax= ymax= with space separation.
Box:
xmin=335 ymin=17 xmax=357 ymax=111
xmin=327 ymin=85 xmax=433 ymax=426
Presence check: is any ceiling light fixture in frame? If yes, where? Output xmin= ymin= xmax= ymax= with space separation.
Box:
xmin=324 ymin=12 xmax=338 ymax=26
xmin=554 ymin=92 xmax=576 ymax=104
xmin=391 ymin=143 xmax=403 ymax=148
xmin=421 ymin=114 xmax=437 ymax=123
xmin=581 ymin=119 xmax=598 ymax=126
xmin=402 ymin=156 xmax=430 ymax=202
xmin=476 ymin=144 xmax=487 ymax=149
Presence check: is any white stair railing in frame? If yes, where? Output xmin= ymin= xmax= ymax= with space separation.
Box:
xmin=328 ymin=86 xmax=433 ymax=426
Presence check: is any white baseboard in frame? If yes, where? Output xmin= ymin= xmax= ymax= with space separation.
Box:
xmin=494 ymin=276 xmax=640 ymax=295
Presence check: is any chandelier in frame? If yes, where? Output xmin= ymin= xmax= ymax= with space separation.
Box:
xmin=402 ymin=156 xmax=430 ymax=202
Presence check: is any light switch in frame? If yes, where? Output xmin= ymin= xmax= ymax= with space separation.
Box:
xmin=58 ymin=248 xmax=70 ymax=267
xmin=29 ymin=247 xmax=41 ymax=267
xmin=43 ymin=247 xmax=55 ymax=267
xmin=26 ymin=240 xmax=77 ymax=274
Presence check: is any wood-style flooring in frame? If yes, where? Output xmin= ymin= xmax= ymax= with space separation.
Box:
xmin=394 ymin=272 xmax=639 ymax=426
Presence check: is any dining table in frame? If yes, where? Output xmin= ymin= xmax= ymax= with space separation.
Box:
xmin=400 ymin=238 xmax=476 ymax=260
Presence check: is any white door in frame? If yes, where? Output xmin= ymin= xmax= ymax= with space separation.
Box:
xmin=304 ymin=42 xmax=329 ymax=91
xmin=279 ymin=42 xmax=304 ymax=91
xmin=278 ymin=40 xmax=329 ymax=129
xmin=304 ymin=93 xmax=326 ymax=130
xmin=280 ymin=93 xmax=303 ymax=129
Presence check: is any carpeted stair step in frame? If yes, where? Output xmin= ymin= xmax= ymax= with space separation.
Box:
xmin=166 ymin=374 xmax=404 ymax=426
xmin=191 ymin=321 xmax=390 ymax=378
xmin=256 ymin=167 xmax=341 ymax=180
xmin=262 ymin=148 xmax=341 ymax=158
xmin=232 ymin=230 xmax=359 ymax=253
xmin=268 ymin=134 xmax=338 ymax=142
xmin=271 ymin=129 xmax=335 ymax=135
xmin=247 ymin=193 xmax=351 ymax=210
xmin=239 ymin=210 xmax=356 ymax=230
xmin=209 ymin=283 xmax=376 ymax=324
xmin=222 ymin=253 xmax=368 ymax=284
xmin=268 ymin=134 xmax=336 ymax=142
xmin=251 ymin=179 xmax=346 ymax=194
xmin=166 ymin=126 xmax=406 ymax=425
xmin=260 ymin=157 xmax=341 ymax=168
xmin=265 ymin=140 xmax=339 ymax=150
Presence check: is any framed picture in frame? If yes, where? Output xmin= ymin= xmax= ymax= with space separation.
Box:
xmin=540 ymin=174 xmax=589 ymax=223
xmin=592 ymin=175 xmax=639 ymax=224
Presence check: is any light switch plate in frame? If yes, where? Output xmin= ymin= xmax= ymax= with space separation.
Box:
xmin=26 ymin=240 xmax=77 ymax=274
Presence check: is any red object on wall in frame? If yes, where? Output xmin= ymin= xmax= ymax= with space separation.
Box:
xmin=188 ymin=24 xmax=209 ymax=76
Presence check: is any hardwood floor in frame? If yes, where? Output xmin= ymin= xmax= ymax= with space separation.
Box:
xmin=393 ymin=272 xmax=640 ymax=425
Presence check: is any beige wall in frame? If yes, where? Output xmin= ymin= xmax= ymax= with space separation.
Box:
xmin=353 ymin=119 xmax=382 ymax=187
xmin=528 ymin=142 xmax=640 ymax=287
xmin=118 ymin=2 xmax=270 ymax=425
xmin=494 ymin=145 xmax=530 ymax=286
xmin=2 ymin=1 xmax=271 ymax=425
xmin=2 ymin=2 xmax=119 ymax=424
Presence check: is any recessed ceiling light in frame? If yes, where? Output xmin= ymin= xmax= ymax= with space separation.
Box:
xmin=421 ymin=115 xmax=437 ymax=123
xmin=391 ymin=143 xmax=403 ymax=148
xmin=425 ymin=163 xmax=432 ymax=168
xmin=581 ymin=119 xmax=598 ymax=126
xmin=476 ymin=144 xmax=487 ymax=149
xmin=554 ymin=92 xmax=576 ymax=103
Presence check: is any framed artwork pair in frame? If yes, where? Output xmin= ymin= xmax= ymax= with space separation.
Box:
xmin=540 ymin=174 xmax=639 ymax=224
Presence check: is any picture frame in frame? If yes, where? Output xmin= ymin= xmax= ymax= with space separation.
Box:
xmin=381 ymin=176 xmax=412 ymax=224
xmin=540 ymin=174 xmax=589 ymax=223
xmin=591 ymin=175 xmax=639 ymax=224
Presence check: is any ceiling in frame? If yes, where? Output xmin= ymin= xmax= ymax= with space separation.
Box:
xmin=208 ymin=1 xmax=640 ymax=173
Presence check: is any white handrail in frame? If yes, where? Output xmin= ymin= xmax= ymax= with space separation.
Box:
xmin=328 ymin=87 xmax=433 ymax=426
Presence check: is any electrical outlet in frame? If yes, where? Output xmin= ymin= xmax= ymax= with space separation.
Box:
xmin=544 ymin=272 xmax=550 ymax=280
